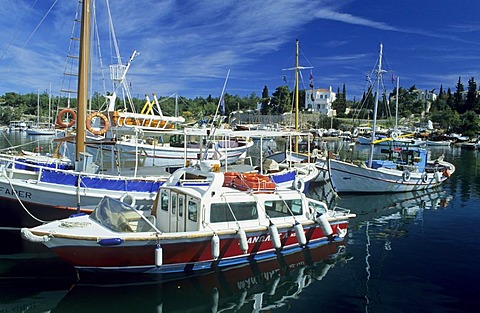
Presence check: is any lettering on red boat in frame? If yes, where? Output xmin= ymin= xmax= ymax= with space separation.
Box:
xmin=246 ymin=232 xmax=293 ymax=244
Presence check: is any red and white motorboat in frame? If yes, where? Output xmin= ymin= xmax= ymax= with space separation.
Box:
xmin=21 ymin=166 xmax=355 ymax=275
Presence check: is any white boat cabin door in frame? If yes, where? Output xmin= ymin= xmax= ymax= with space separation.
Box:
xmin=157 ymin=189 xmax=198 ymax=232
xmin=168 ymin=192 xmax=187 ymax=232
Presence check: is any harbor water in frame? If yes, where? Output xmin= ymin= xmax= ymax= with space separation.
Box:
xmin=0 ymin=132 xmax=479 ymax=312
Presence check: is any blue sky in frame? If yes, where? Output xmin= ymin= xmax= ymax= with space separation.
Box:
xmin=1 ymin=0 xmax=479 ymax=102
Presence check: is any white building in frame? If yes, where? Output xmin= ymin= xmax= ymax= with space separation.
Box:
xmin=412 ymin=89 xmax=437 ymax=102
xmin=305 ymin=87 xmax=336 ymax=115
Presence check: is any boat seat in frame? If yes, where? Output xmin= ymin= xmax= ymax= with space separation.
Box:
xmin=136 ymin=215 xmax=156 ymax=232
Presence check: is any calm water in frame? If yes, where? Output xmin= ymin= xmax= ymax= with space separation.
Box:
xmin=1 ymin=132 xmax=479 ymax=313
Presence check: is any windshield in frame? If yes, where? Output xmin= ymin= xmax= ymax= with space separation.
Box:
xmin=90 ymin=197 xmax=156 ymax=233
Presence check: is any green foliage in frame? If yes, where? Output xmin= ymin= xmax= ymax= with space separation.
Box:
xmin=270 ymin=85 xmax=291 ymax=114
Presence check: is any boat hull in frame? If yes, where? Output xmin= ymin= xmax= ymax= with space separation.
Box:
xmin=0 ymin=168 xmax=159 ymax=227
xmin=42 ymin=220 xmax=350 ymax=274
xmin=329 ymin=159 xmax=452 ymax=193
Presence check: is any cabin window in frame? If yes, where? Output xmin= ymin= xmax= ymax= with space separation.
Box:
xmin=210 ymin=202 xmax=258 ymax=223
xmin=160 ymin=190 xmax=169 ymax=212
xmin=171 ymin=193 xmax=177 ymax=215
xmin=188 ymin=199 xmax=199 ymax=222
xmin=265 ymin=199 xmax=303 ymax=217
xmin=178 ymin=196 xmax=184 ymax=217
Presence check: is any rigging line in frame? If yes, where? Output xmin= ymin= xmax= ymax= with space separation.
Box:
xmin=0 ymin=0 xmax=39 ymax=62
xmin=21 ymin=0 xmax=59 ymax=49
xmin=7 ymin=0 xmax=59 ymax=68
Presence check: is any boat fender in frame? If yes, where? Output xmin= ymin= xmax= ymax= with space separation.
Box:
xmin=316 ymin=214 xmax=334 ymax=239
xmin=352 ymin=128 xmax=359 ymax=137
xmin=119 ymin=193 xmax=136 ymax=207
xmin=268 ymin=223 xmax=282 ymax=250
xmin=293 ymin=176 xmax=305 ymax=193
xmin=237 ymin=229 xmax=248 ymax=254
xmin=435 ymin=171 xmax=442 ymax=183
xmin=155 ymin=243 xmax=163 ymax=267
xmin=211 ymin=233 xmax=220 ymax=260
xmin=421 ymin=172 xmax=428 ymax=183
xmin=56 ymin=108 xmax=76 ymax=128
xmin=402 ymin=170 xmax=411 ymax=182
xmin=97 ymin=238 xmax=124 ymax=246
xmin=20 ymin=228 xmax=50 ymax=242
xmin=294 ymin=222 xmax=307 ymax=247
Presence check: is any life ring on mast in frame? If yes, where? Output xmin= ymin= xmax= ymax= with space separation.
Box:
xmin=402 ymin=170 xmax=411 ymax=182
xmin=56 ymin=108 xmax=76 ymax=128
xmin=86 ymin=112 xmax=110 ymax=135
xmin=293 ymin=176 xmax=305 ymax=192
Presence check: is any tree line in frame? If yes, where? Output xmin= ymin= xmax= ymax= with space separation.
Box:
xmin=0 ymin=76 xmax=479 ymax=136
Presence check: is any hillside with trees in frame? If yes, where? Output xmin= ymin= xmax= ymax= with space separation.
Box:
xmin=0 ymin=76 xmax=479 ymax=136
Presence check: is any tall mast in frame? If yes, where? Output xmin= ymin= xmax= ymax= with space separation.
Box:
xmin=368 ymin=43 xmax=383 ymax=168
xmin=76 ymin=0 xmax=91 ymax=161
xmin=294 ymin=39 xmax=299 ymax=152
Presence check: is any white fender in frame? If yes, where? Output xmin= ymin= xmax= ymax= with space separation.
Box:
xmin=155 ymin=243 xmax=163 ymax=267
xmin=237 ymin=229 xmax=248 ymax=254
xmin=316 ymin=214 xmax=333 ymax=238
xmin=268 ymin=223 xmax=282 ymax=249
xmin=352 ymin=128 xmax=359 ymax=137
xmin=434 ymin=171 xmax=442 ymax=183
xmin=294 ymin=222 xmax=307 ymax=246
xmin=211 ymin=233 xmax=220 ymax=260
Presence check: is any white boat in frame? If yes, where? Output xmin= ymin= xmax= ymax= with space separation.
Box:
xmin=426 ymin=140 xmax=451 ymax=147
xmin=26 ymin=91 xmax=56 ymax=136
xmin=357 ymin=134 xmax=426 ymax=147
xmin=328 ymin=44 xmax=455 ymax=193
xmin=21 ymin=166 xmax=355 ymax=275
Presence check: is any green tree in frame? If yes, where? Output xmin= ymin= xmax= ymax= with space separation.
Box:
xmin=270 ymin=86 xmax=291 ymax=114
xmin=459 ymin=110 xmax=479 ymax=137
xmin=465 ymin=77 xmax=477 ymax=112
xmin=454 ymin=76 xmax=465 ymax=113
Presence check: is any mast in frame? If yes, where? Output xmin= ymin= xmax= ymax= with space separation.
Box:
xmin=294 ymin=39 xmax=299 ymax=153
xmin=368 ymin=43 xmax=384 ymax=168
xmin=395 ymin=76 xmax=399 ymax=132
xmin=76 ymin=0 xmax=91 ymax=161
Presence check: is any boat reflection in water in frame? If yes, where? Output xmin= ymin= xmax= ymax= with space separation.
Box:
xmin=330 ymin=187 xmax=453 ymax=312
xmin=335 ymin=187 xmax=451 ymax=227
xmin=53 ymin=240 xmax=350 ymax=312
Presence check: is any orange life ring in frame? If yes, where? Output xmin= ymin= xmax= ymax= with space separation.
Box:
xmin=56 ymin=108 xmax=76 ymax=128
xmin=86 ymin=112 xmax=110 ymax=135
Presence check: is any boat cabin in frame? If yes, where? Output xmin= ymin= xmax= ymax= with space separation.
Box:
xmin=153 ymin=169 xmax=320 ymax=233
xmin=371 ymin=148 xmax=428 ymax=172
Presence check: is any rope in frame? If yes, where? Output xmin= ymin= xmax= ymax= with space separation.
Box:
xmin=6 ymin=0 xmax=59 ymax=67
xmin=0 ymin=136 xmax=46 ymax=152
xmin=4 ymin=172 xmax=46 ymax=224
